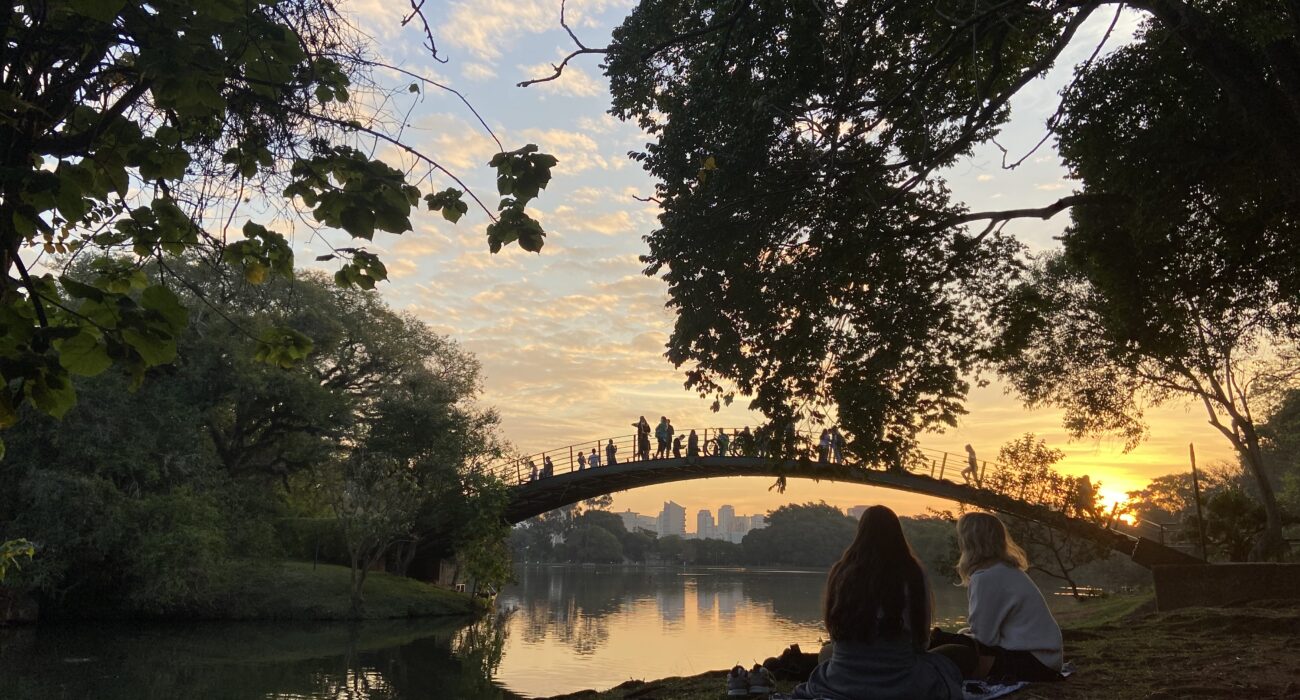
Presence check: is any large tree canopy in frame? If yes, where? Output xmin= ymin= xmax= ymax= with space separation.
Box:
xmin=0 ymin=0 xmax=556 ymax=452
xmin=595 ymin=1 xmax=1300 ymax=521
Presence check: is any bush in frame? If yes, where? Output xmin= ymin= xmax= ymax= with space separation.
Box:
xmin=275 ymin=518 xmax=349 ymax=565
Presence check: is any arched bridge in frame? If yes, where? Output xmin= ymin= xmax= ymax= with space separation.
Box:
xmin=489 ymin=428 xmax=1200 ymax=570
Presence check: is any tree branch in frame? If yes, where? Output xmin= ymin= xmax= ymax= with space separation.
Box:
xmin=517 ymin=0 xmax=610 ymax=89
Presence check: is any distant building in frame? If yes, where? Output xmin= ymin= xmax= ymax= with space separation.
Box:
xmin=696 ymin=509 xmax=716 ymax=539
xmin=618 ymin=509 xmax=658 ymax=535
xmin=718 ymin=505 xmax=736 ymax=534
xmin=848 ymin=505 xmax=869 ymax=520
xmin=748 ymin=514 xmax=767 ymax=531
xmin=659 ymin=501 xmax=686 ymax=537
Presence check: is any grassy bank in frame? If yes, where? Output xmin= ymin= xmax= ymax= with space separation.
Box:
xmin=207 ymin=561 xmax=476 ymax=621
xmin=546 ymin=593 xmax=1300 ymax=699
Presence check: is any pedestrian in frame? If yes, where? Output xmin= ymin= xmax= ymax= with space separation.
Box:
xmin=1074 ymin=475 xmax=1099 ymax=521
xmin=655 ymin=416 xmax=671 ymax=458
xmin=818 ymin=429 xmax=831 ymax=463
xmin=715 ymin=428 xmax=730 ymax=457
xmin=739 ymin=426 xmax=753 ymax=456
xmin=962 ymin=444 xmax=979 ymax=485
xmin=830 ymin=427 xmax=844 ymax=464
xmin=633 ymin=416 xmax=651 ymax=461
xmin=688 ymin=429 xmax=700 ymax=458
xmin=589 ymin=446 xmax=601 ymax=469
xmin=528 ymin=458 xmax=538 ymax=481
xmin=673 ymin=433 xmax=684 ymax=458
xmin=578 ymin=451 xmax=587 ymax=470
xmin=543 ymin=455 xmax=555 ymax=478
xmin=606 ymin=438 xmax=618 ymax=466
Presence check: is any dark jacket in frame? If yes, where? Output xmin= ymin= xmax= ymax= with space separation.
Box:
xmin=793 ymin=637 xmax=962 ymax=700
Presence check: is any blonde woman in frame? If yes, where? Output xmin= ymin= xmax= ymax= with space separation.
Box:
xmin=929 ymin=512 xmax=1063 ymax=682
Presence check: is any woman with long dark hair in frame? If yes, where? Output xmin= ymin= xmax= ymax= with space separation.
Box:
xmin=793 ymin=505 xmax=962 ymax=699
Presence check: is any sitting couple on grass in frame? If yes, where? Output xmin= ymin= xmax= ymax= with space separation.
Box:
xmin=791 ymin=507 xmax=1063 ymax=700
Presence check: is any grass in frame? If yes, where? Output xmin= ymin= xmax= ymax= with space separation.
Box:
xmin=545 ymin=593 xmax=1300 ymax=699
xmin=209 ymin=560 xmax=477 ymax=621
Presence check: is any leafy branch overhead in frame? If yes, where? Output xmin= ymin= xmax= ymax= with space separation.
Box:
xmin=0 ymin=1 xmax=558 ymax=441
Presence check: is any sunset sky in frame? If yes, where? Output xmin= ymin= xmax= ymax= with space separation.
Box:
xmin=312 ymin=2 xmax=1235 ymax=523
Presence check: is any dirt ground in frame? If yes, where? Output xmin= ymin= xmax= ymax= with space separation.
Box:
xmin=545 ymin=596 xmax=1300 ymax=700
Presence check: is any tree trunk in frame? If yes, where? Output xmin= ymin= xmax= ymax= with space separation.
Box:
xmin=1238 ymin=423 xmax=1287 ymax=561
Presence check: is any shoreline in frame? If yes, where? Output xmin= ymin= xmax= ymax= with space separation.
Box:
xmin=539 ymin=594 xmax=1300 ymax=700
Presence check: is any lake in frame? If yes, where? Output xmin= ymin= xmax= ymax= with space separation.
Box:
xmin=0 ymin=565 xmax=971 ymax=699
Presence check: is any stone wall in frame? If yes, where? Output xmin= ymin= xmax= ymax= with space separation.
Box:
xmin=1153 ymin=563 xmax=1300 ymax=611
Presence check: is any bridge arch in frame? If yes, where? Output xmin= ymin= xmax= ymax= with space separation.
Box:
xmin=493 ymin=430 xmax=1198 ymax=569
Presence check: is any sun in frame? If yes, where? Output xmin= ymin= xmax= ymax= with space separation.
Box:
xmin=1098 ymin=488 xmax=1136 ymax=525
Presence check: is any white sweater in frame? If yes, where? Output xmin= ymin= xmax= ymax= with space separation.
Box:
xmin=967 ymin=563 xmax=1063 ymax=671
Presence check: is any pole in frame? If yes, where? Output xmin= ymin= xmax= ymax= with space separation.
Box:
xmin=1189 ymin=443 xmax=1209 ymax=562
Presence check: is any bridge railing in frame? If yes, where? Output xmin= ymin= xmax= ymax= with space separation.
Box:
xmin=489 ymin=428 xmax=1009 ymax=495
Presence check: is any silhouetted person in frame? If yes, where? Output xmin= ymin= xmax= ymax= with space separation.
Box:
xmin=543 ymin=455 xmax=555 ymax=478
xmin=672 ymin=434 xmax=683 ymax=458
xmin=606 ymin=438 xmax=618 ymax=466
xmin=739 ymin=426 xmax=754 ymax=456
xmin=688 ymin=429 xmax=700 ymax=457
xmin=528 ymin=458 xmax=538 ymax=482
xmin=1075 ymin=475 xmax=1100 ymax=521
xmin=715 ymin=428 xmax=730 ymax=456
xmin=819 ymin=429 xmax=831 ymax=463
xmin=655 ymin=416 xmax=671 ymax=458
xmin=589 ymin=446 xmax=601 ymax=469
xmin=633 ymin=416 xmax=651 ymax=461
xmin=830 ymin=427 xmax=844 ymax=464
xmin=962 ymin=444 xmax=979 ymax=485
xmin=578 ymin=451 xmax=587 ymax=470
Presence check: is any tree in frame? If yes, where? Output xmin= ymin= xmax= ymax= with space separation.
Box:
xmin=585 ymin=3 xmax=1300 ymax=525
xmin=330 ymin=452 xmax=421 ymax=615
xmin=741 ymin=502 xmax=857 ymax=566
xmin=993 ymin=434 xmax=1111 ymax=597
xmin=0 ymin=0 xmax=556 ymax=452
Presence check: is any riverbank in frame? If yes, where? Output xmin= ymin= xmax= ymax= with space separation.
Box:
xmin=211 ymin=561 xmax=478 ymax=620
xmin=21 ymin=561 xmax=477 ymax=622
xmin=545 ymin=594 xmax=1300 ymax=699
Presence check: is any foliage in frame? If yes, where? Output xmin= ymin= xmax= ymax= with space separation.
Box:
xmin=0 ymin=538 xmax=34 ymax=583
xmin=1185 ymin=488 xmax=1267 ymax=563
xmin=599 ymin=0 xmax=1300 ymax=547
xmin=1260 ymin=389 xmax=1300 ymax=515
xmin=558 ymin=525 xmax=624 ymax=564
xmin=741 ymin=502 xmax=857 ymax=567
xmin=0 ymin=0 xmax=556 ymax=450
xmin=0 ymin=258 xmax=508 ymax=616
xmin=993 ymin=434 xmax=1111 ymax=597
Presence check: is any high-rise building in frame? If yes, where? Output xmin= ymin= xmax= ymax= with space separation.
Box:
xmin=748 ymin=514 xmax=767 ymax=531
xmin=848 ymin=505 xmax=869 ymax=520
xmin=696 ymin=509 xmax=716 ymax=539
xmin=717 ymin=504 xmax=735 ymax=534
xmin=659 ymin=501 xmax=686 ymax=536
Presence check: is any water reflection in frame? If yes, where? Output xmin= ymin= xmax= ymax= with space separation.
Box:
xmin=0 ymin=614 xmax=519 ymax=700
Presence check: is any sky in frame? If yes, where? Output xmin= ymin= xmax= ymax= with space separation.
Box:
xmin=299 ymin=1 xmax=1235 ymax=524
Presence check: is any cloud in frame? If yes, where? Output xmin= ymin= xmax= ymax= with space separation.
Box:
xmin=461 ymin=62 xmax=498 ymax=81
xmin=976 ymin=174 xmax=994 ymax=182
xmin=518 ymin=128 xmax=613 ymax=173
xmin=442 ymin=0 xmax=633 ymax=61
xmin=1034 ymin=182 xmax=1070 ymax=192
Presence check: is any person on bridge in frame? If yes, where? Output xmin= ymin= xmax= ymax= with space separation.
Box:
xmin=542 ymin=455 xmax=555 ymax=478
xmin=687 ymin=429 xmax=700 ymax=457
xmin=672 ymin=433 xmax=684 ymax=458
xmin=633 ymin=416 xmax=651 ymax=461
xmin=714 ymin=428 xmax=730 ymax=456
xmin=962 ymin=444 xmax=980 ymax=486
xmin=791 ymin=505 xmax=962 ymax=700
xmin=818 ymin=429 xmax=831 ymax=463
xmin=928 ymin=512 xmax=1063 ymax=683
xmin=578 ymin=451 xmax=587 ymax=470
xmin=528 ymin=458 xmax=538 ymax=482
xmin=606 ymin=438 xmax=618 ymax=466
xmin=830 ymin=427 xmax=844 ymax=464
xmin=1074 ymin=475 xmax=1100 ymax=522
xmin=589 ymin=446 xmax=601 ymax=469
xmin=655 ymin=416 xmax=671 ymax=458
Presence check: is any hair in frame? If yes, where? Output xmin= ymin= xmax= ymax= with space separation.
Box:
xmin=955 ymin=512 xmax=1029 ymax=585
xmin=823 ymin=505 xmax=930 ymax=650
